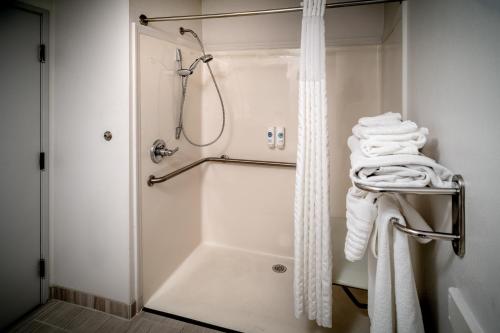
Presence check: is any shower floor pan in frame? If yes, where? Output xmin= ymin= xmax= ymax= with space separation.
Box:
xmin=145 ymin=237 xmax=369 ymax=332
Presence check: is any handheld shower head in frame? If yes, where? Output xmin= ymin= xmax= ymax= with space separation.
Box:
xmin=177 ymin=68 xmax=193 ymax=77
xmin=188 ymin=54 xmax=214 ymax=72
xmin=200 ymin=54 xmax=213 ymax=63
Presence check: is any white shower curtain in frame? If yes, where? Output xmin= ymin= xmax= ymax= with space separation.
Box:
xmin=294 ymin=0 xmax=332 ymax=328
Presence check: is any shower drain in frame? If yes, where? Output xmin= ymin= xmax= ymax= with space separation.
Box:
xmin=272 ymin=264 xmax=287 ymax=273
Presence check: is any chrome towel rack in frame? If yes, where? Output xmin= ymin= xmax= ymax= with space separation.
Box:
xmin=354 ymin=175 xmax=465 ymax=257
xmin=147 ymin=155 xmax=296 ymax=186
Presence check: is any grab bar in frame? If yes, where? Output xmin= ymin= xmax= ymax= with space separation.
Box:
xmin=147 ymin=155 xmax=296 ymax=186
xmin=353 ymin=175 xmax=465 ymax=257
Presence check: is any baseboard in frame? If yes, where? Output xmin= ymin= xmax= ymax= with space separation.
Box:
xmin=49 ymin=286 xmax=137 ymax=319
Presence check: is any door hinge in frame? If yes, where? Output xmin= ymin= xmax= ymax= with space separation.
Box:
xmin=39 ymin=44 xmax=46 ymax=63
xmin=39 ymin=152 xmax=45 ymax=170
xmin=39 ymin=259 xmax=46 ymax=279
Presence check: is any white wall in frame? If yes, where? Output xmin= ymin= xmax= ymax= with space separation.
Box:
xmin=406 ymin=0 xmax=500 ymax=332
xmin=138 ymin=32 xmax=205 ymax=303
xmin=381 ymin=3 xmax=402 ymax=113
xmin=202 ymin=0 xmax=384 ymax=50
xmin=51 ymin=0 xmax=132 ymax=304
xmin=200 ymin=46 xmax=381 ymax=256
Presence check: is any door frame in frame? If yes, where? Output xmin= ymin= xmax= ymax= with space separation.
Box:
xmin=12 ymin=1 xmax=50 ymax=303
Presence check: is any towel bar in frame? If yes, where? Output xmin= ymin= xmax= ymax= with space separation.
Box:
xmin=353 ymin=175 xmax=465 ymax=257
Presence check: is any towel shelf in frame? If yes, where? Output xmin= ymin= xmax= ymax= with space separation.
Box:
xmin=353 ymin=175 xmax=465 ymax=257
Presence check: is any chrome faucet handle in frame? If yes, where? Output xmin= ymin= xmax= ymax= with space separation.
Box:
xmin=150 ymin=139 xmax=179 ymax=163
xmin=160 ymin=146 xmax=179 ymax=156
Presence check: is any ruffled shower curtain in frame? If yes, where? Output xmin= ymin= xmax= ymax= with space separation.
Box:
xmin=293 ymin=0 xmax=332 ymax=328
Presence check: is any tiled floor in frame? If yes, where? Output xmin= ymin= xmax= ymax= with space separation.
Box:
xmin=9 ymin=300 xmax=221 ymax=333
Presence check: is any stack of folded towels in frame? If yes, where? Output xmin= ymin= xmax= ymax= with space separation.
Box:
xmin=344 ymin=112 xmax=454 ymax=333
xmin=353 ymin=112 xmax=428 ymax=157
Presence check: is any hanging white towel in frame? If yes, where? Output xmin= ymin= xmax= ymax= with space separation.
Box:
xmin=344 ymin=187 xmax=379 ymax=262
xmin=368 ymin=195 xmax=425 ymax=333
xmin=348 ymin=136 xmax=454 ymax=188
xmin=294 ymin=0 xmax=332 ymax=328
xmin=393 ymin=194 xmax=433 ymax=244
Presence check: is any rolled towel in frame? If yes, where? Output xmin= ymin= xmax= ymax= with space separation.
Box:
xmin=348 ymin=136 xmax=454 ymax=188
xmin=358 ymin=112 xmax=402 ymax=127
xmin=344 ymin=187 xmax=379 ymax=262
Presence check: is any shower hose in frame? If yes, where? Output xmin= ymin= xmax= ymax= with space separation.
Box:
xmin=178 ymin=55 xmax=225 ymax=147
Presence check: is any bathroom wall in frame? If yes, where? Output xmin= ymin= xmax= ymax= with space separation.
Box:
xmin=135 ymin=0 xmax=384 ymax=305
xmin=200 ymin=46 xmax=382 ymax=256
xmin=381 ymin=3 xmax=402 ymax=113
xmin=17 ymin=0 xmax=205 ymax=309
xmin=138 ymin=32 xmax=205 ymax=303
xmin=51 ymin=0 xmax=132 ymax=304
xmin=202 ymin=0 xmax=384 ymax=50
xmin=406 ymin=0 xmax=500 ymax=332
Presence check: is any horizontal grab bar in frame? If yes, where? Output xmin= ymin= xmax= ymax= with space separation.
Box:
xmin=147 ymin=155 xmax=296 ymax=186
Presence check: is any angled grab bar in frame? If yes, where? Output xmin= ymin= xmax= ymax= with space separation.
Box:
xmin=353 ymin=175 xmax=465 ymax=257
xmin=147 ymin=155 xmax=296 ymax=186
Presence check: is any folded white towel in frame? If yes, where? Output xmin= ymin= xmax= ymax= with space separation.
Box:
xmin=344 ymin=187 xmax=379 ymax=262
xmin=368 ymin=195 xmax=425 ymax=333
xmin=358 ymin=112 xmax=402 ymax=127
xmin=348 ymin=136 xmax=453 ymax=188
xmin=353 ymin=120 xmax=419 ymax=138
xmin=359 ymin=140 xmax=420 ymax=157
xmin=359 ymin=128 xmax=428 ymax=144
xmin=354 ymin=122 xmax=429 ymax=157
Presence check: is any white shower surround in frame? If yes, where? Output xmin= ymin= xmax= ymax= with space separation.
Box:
xmin=137 ymin=25 xmax=381 ymax=331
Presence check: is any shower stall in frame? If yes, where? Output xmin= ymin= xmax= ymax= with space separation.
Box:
xmin=133 ymin=1 xmax=402 ymax=332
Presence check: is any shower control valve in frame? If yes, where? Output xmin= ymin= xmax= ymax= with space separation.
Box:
xmin=150 ymin=139 xmax=179 ymax=163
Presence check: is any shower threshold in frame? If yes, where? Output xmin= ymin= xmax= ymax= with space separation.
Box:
xmin=144 ymin=243 xmax=369 ymax=333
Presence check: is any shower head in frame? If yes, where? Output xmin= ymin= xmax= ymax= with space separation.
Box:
xmin=200 ymin=54 xmax=213 ymax=63
xmin=177 ymin=68 xmax=193 ymax=77
xmin=188 ymin=54 xmax=214 ymax=72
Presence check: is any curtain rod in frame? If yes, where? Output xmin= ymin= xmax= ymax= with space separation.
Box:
xmin=139 ymin=0 xmax=403 ymax=25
